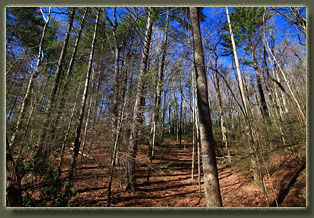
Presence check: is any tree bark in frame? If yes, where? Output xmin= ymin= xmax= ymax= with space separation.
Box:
xmin=190 ymin=7 xmax=223 ymax=207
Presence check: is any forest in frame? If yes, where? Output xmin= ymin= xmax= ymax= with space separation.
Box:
xmin=6 ymin=6 xmax=306 ymax=207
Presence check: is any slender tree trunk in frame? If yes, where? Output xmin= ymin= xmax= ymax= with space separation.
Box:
xmin=126 ymin=7 xmax=154 ymax=192
xmin=57 ymin=86 xmax=80 ymax=176
xmin=104 ymin=8 xmax=121 ymax=130
xmin=191 ymin=124 xmax=195 ymax=181
xmin=213 ymin=54 xmax=229 ymax=158
xmin=174 ymin=89 xmax=179 ymax=141
xmin=147 ymin=8 xmax=170 ymax=183
xmin=66 ymin=8 xmax=100 ymax=191
xmin=262 ymin=11 xmax=305 ymax=123
xmin=19 ymin=95 xmax=34 ymax=155
xmin=80 ymin=97 xmax=93 ymax=164
xmin=79 ymin=63 xmax=97 ymax=165
xmin=248 ymin=40 xmax=270 ymax=119
xmin=50 ymin=8 xmax=89 ymax=139
xmin=107 ymin=69 xmax=130 ymax=206
xmin=226 ymin=8 xmax=248 ymax=117
xmin=190 ymin=62 xmax=196 ymax=180
xmin=87 ymin=22 xmax=107 ymax=155
xmin=190 ymin=7 xmax=222 ymax=207
xmin=9 ymin=8 xmax=51 ymax=149
xmin=161 ymin=89 xmax=167 ymax=142
xmin=226 ymin=7 xmax=262 ymax=182
xmin=196 ymin=111 xmax=202 ymax=198
xmin=35 ymin=8 xmax=76 ymax=166
xmin=179 ymin=83 xmax=183 ymax=147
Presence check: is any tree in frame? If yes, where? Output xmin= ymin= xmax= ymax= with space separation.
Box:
xmin=6 ymin=7 xmax=45 ymax=47
xmin=34 ymin=7 xmax=76 ymax=170
xmin=262 ymin=9 xmax=306 ymax=124
xmin=147 ymin=7 xmax=170 ymax=184
xmin=226 ymin=7 xmax=271 ymax=119
xmin=271 ymin=7 xmax=306 ymax=39
xmin=126 ymin=7 xmax=154 ymax=192
xmin=63 ymin=8 xmax=100 ymax=206
xmin=190 ymin=7 xmax=223 ymax=207
xmin=8 ymin=8 xmax=51 ymax=150
xmin=226 ymin=7 xmax=270 ymax=205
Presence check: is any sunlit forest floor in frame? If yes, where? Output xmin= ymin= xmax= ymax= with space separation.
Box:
xmin=23 ymin=139 xmax=306 ymax=207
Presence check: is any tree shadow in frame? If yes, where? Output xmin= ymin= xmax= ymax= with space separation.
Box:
xmin=271 ymin=161 xmax=306 ymax=207
xmin=219 ymin=172 xmax=233 ymax=180
xmin=136 ymin=172 xmax=191 ymax=178
xmin=111 ymin=189 xmax=200 ymax=207
xmin=137 ymin=180 xmax=196 ymax=192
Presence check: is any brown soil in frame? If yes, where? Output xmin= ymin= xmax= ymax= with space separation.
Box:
xmin=54 ymin=139 xmax=306 ymax=207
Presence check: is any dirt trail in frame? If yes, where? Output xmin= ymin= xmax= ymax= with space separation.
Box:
xmin=63 ymin=139 xmax=306 ymax=207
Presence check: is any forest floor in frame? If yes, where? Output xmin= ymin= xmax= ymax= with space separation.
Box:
xmin=57 ymin=138 xmax=306 ymax=207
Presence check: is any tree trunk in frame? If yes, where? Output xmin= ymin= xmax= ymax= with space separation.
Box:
xmin=107 ymin=67 xmax=130 ymax=206
xmin=196 ymin=111 xmax=202 ymax=198
xmin=126 ymin=7 xmax=154 ymax=192
xmin=9 ymin=8 xmax=51 ymax=149
xmin=105 ymin=8 xmax=121 ymax=130
xmin=6 ymin=136 xmax=23 ymax=207
xmin=57 ymin=84 xmax=81 ymax=176
xmin=161 ymin=89 xmax=168 ymax=142
xmin=262 ymin=11 xmax=305 ymax=123
xmin=80 ymin=97 xmax=93 ymax=164
xmin=189 ymin=60 xmax=196 ymax=180
xmin=190 ymin=7 xmax=222 ymax=207
xmin=249 ymin=41 xmax=269 ymax=118
xmin=147 ymin=8 xmax=170 ymax=183
xmin=226 ymin=7 xmax=262 ymax=182
xmin=35 ymin=8 xmax=76 ymax=167
xmin=49 ymin=7 xmax=89 ymax=140
xmin=213 ymin=54 xmax=229 ymax=158
xmin=66 ymin=8 xmax=100 ymax=189
xmin=179 ymin=83 xmax=183 ymax=147
xmin=226 ymin=8 xmax=248 ymax=117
